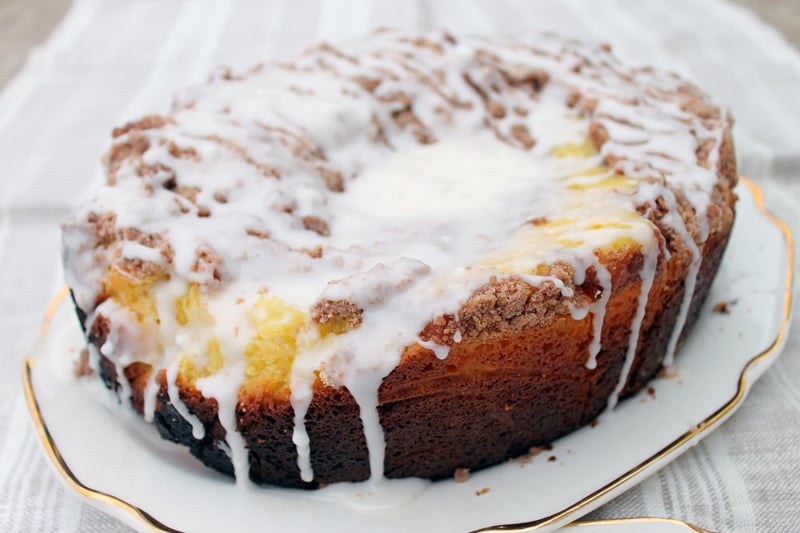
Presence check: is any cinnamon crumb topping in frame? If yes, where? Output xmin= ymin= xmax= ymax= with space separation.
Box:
xmin=245 ymin=228 xmax=271 ymax=240
xmin=351 ymin=75 xmax=381 ymax=93
xmin=588 ymin=121 xmax=609 ymax=150
xmin=86 ymin=212 xmax=117 ymax=248
xmin=370 ymin=114 xmax=391 ymax=147
xmin=302 ymin=215 xmax=330 ymax=237
xmin=300 ymin=246 xmax=324 ymax=259
xmin=695 ymin=137 xmax=716 ymax=168
xmin=114 ymin=257 xmax=167 ymax=281
xmin=119 ymin=227 xmax=175 ymax=264
xmin=580 ymin=97 xmax=598 ymax=114
xmin=499 ymin=66 xmax=550 ymax=93
xmin=391 ymin=108 xmax=436 ymax=144
xmin=192 ymin=246 xmax=224 ymax=285
xmin=566 ymin=88 xmax=582 ymax=108
xmin=175 ymin=185 xmax=201 ymax=204
xmin=162 ymin=139 xmax=201 ymax=160
xmin=205 ymin=134 xmax=281 ymax=178
xmin=311 ymin=299 xmax=363 ymax=328
xmin=139 ymin=162 xmax=176 ymax=185
xmin=173 ymin=197 xmax=191 ymax=214
xmin=317 ymin=42 xmax=360 ymax=65
xmin=107 ymin=133 xmax=150 ymax=177
xmin=112 ymin=115 xmax=173 ymax=138
xmin=317 ymin=166 xmax=344 ymax=193
xmin=421 ymin=263 xmax=577 ymax=345
xmin=510 ymin=124 xmax=536 ymax=149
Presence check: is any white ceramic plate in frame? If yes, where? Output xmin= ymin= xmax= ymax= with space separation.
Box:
xmin=24 ymin=179 xmax=792 ymax=533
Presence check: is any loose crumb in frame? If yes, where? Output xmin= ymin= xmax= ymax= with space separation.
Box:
xmin=454 ymin=468 xmax=470 ymax=483
xmin=712 ymin=299 xmax=739 ymax=315
xmin=518 ymin=454 xmax=532 ymax=464
xmin=547 ymin=455 xmax=557 ymax=462
xmin=73 ymin=348 xmax=94 ymax=377
xmin=529 ymin=443 xmax=554 ymax=456
xmin=475 ymin=487 xmax=490 ymax=496
xmin=590 ymin=419 xmax=600 ymax=427
xmin=657 ymin=365 xmax=678 ymax=379
xmin=246 ymin=228 xmax=271 ymax=240
xmin=647 ymin=386 xmax=656 ymax=398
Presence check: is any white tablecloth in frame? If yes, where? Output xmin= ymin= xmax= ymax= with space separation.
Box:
xmin=1 ymin=0 xmax=799 ymax=531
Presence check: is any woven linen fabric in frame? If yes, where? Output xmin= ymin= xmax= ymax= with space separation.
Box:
xmin=0 ymin=0 xmax=798 ymax=531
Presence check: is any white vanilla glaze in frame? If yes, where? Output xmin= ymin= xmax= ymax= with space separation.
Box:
xmin=62 ymin=30 xmax=733 ymax=489
xmin=607 ymin=232 xmax=659 ymax=410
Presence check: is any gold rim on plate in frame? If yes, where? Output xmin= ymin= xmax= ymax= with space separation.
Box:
xmin=22 ymin=177 xmax=792 ymax=533
xmin=567 ymin=517 xmax=717 ymax=532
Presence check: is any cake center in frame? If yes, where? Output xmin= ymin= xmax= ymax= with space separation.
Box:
xmin=335 ymin=138 xmax=546 ymax=223
xmin=325 ymin=137 xmax=591 ymax=274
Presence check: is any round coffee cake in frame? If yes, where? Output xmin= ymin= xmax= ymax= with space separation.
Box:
xmin=63 ymin=29 xmax=736 ymax=488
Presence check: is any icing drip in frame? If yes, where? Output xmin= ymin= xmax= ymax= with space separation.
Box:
xmin=86 ymin=343 xmax=102 ymax=378
xmin=91 ymin=307 xmax=134 ymax=408
xmin=290 ymin=373 xmax=314 ymax=482
xmin=166 ymin=360 xmax=206 ymax=439
xmin=567 ymin=256 xmax=612 ymax=369
xmin=584 ymin=261 xmax=612 ymax=370
xmin=607 ymin=230 xmax=660 ymax=409
xmin=111 ymin=357 xmax=132 ymax=409
xmin=343 ymin=374 xmax=386 ymax=483
xmin=418 ymin=340 xmax=451 ymax=360
xmin=142 ymin=370 xmax=160 ymax=423
xmin=196 ymin=364 xmax=251 ymax=486
xmin=663 ymin=250 xmax=701 ymax=367
xmin=662 ymin=192 xmax=705 ymax=368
